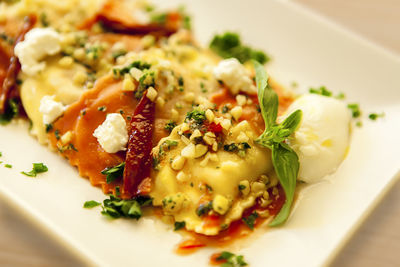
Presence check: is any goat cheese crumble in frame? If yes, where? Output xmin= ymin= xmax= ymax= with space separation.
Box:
xmin=14 ymin=28 xmax=61 ymax=76
xmin=213 ymin=58 xmax=256 ymax=95
xmin=39 ymin=95 xmax=65 ymax=125
xmin=93 ymin=113 xmax=129 ymax=153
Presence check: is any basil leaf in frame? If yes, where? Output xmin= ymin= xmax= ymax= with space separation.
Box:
xmin=279 ymin=109 xmax=302 ymax=137
xmin=253 ymin=60 xmax=278 ymax=129
xmin=269 ymin=143 xmax=299 ymax=226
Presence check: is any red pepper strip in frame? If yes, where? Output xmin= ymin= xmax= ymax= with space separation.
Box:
xmin=0 ymin=15 xmax=36 ymax=114
xmin=123 ymin=92 xmax=155 ymax=196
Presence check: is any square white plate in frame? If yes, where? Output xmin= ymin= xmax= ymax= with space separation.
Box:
xmin=1 ymin=0 xmax=400 ymax=266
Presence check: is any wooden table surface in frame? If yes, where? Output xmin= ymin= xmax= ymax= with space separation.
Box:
xmin=1 ymin=1 xmax=400 ymax=266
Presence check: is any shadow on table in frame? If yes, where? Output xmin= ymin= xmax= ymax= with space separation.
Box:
xmin=0 ymin=201 xmax=87 ymax=267
xmin=331 ymin=178 xmax=400 ymax=267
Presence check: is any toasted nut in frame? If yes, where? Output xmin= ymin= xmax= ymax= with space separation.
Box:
xmin=205 ymin=109 xmax=214 ymax=122
xmin=251 ymin=182 xmax=266 ymax=197
xmin=146 ymin=87 xmax=158 ymax=102
xmin=58 ymin=56 xmax=74 ymax=68
xmin=194 ymin=144 xmax=208 ymax=158
xmin=181 ymin=143 xmax=195 ymax=158
xmin=190 ymin=129 xmax=202 ymax=142
xmin=212 ymin=194 xmax=230 ymax=215
xmin=60 ymin=131 xmax=73 ymax=144
xmin=236 ymin=94 xmax=247 ymax=106
xmin=122 ymin=75 xmax=135 ymax=91
xmin=230 ymin=106 xmax=243 ymax=121
xmin=171 ymin=155 xmax=186 ymax=170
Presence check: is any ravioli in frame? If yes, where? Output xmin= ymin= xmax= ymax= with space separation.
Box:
xmin=0 ymin=0 xmax=351 ymax=241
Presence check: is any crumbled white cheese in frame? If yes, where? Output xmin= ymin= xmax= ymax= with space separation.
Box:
xmin=93 ymin=113 xmax=129 ymax=153
xmin=14 ymin=28 xmax=61 ymax=76
xmin=39 ymin=95 xmax=66 ymax=125
xmin=213 ymin=58 xmax=256 ymax=95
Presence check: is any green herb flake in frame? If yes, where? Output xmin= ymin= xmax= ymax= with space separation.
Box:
xmin=54 ymin=129 xmax=60 ymax=140
xmin=209 ymin=32 xmax=269 ymax=64
xmin=196 ymin=201 xmax=212 ymax=217
xmin=216 ymin=251 xmax=248 ymax=267
xmin=97 ymin=106 xmax=107 ymax=112
xmin=309 ymin=86 xmax=332 ymax=97
xmin=21 ymin=163 xmax=48 ymax=177
xmin=185 ymin=109 xmax=206 ymax=124
xmin=174 ymin=221 xmax=186 ymax=231
xmin=368 ymin=112 xmax=385 ymax=121
xmin=101 ymin=162 xmax=125 ymax=184
xmin=0 ymin=99 xmax=19 ymax=125
xmin=164 ymin=120 xmax=177 ymax=132
xmin=347 ymin=103 xmax=361 ymax=118
xmin=5 ymin=164 xmax=12 ymax=169
xmin=100 ymin=194 xmax=152 ymax=220
xmin=221 ymin=105 xmax=230 ymax=113
xmin=83 ymin=200 xmax=101 ymax=208
xmin=242 ymin=211 xmax=258 ymax=230
xmin=40 ymin=13 xmax=49 ymax=27
xmin=45 ymin=123 xmax=53 ymax=133
xmin=151 ymin=13 xmax=168 ymax=24
xmin=238 ymin=184 xmax=246 ymax=191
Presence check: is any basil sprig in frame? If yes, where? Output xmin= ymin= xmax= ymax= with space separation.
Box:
xmin=253 ymin=60 xmax=302 ymax=227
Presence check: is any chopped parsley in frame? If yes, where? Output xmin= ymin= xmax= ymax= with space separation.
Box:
xmin=45 ymin=123 xmax=53 ymax=133
xmin=347 ymin=103 xmax=361 ymax=118
xmin=100 ymin=195 xmax=152 ymax=220
xmin=101 ymin=162 xmax=125 ymax=184
xmin=221 ymin=105 xmax=230 ymax=113
xmin=159 ymin=140 xmax=179 ymax=156
xmin=135 ymin=70 xmax=155 ymax=99
xmin=150 ymin=13 xmax=168 ymax=24
xmin=174 ymin=221 xmax=186 ymax=231
xmin=215 ymin=251 xmax=248 ymax=267
xmin=0 ymin=99 xmax=19 ymax=125
xmin=185 ymin=109 xmax=206 ymax=124
xmin=178 ymin=5 xmax=191 ymax=30
xmin=111 ymin=50 xmax=127 ymax=60
xmin=97 ymin=106 xmax=107 ymax=112
xmin=309 ymin=86 xmax=346 ymax=99
xmin=54 ymin=129 xmax=60 ymax=140
xmin=309 ymin=86 xmax=332 ymax=97
xmin=164 ymin=120 xmax=177 ymax=132
xmin=223 ymin=142 xmax=251 ymax=157
xmin=21 ymin=163 xmax=48 ymax=177
xmin=196 ymin=201 xmax=213 ymax=217
xmin=209 ymin=32 xmax=269 ymax=64
xmin=152 ymin=156 xmax=160 ymax=171
xmin=368 ymin=112 xmax=385 ymax=121
xmin=83 ymin=200 xmax=101 ymax=208
xmin=112 ymin=60 xmax=151 ymax=78
xmin=242 ymin=211 xmax=258 ymax=230
xmin=238 ymin=184 xmax=246 ymax=191
xmin=4 ymin=164 xmax=12 ymax=169
xmin=40 ymin=13 xmax=49 ymax=27
xmin=0 ymin=33 xmax=14 ymax=45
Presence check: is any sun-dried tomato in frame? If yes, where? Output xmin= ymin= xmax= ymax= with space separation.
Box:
xmin=123 ymin=93 xmax=155 ymax=196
